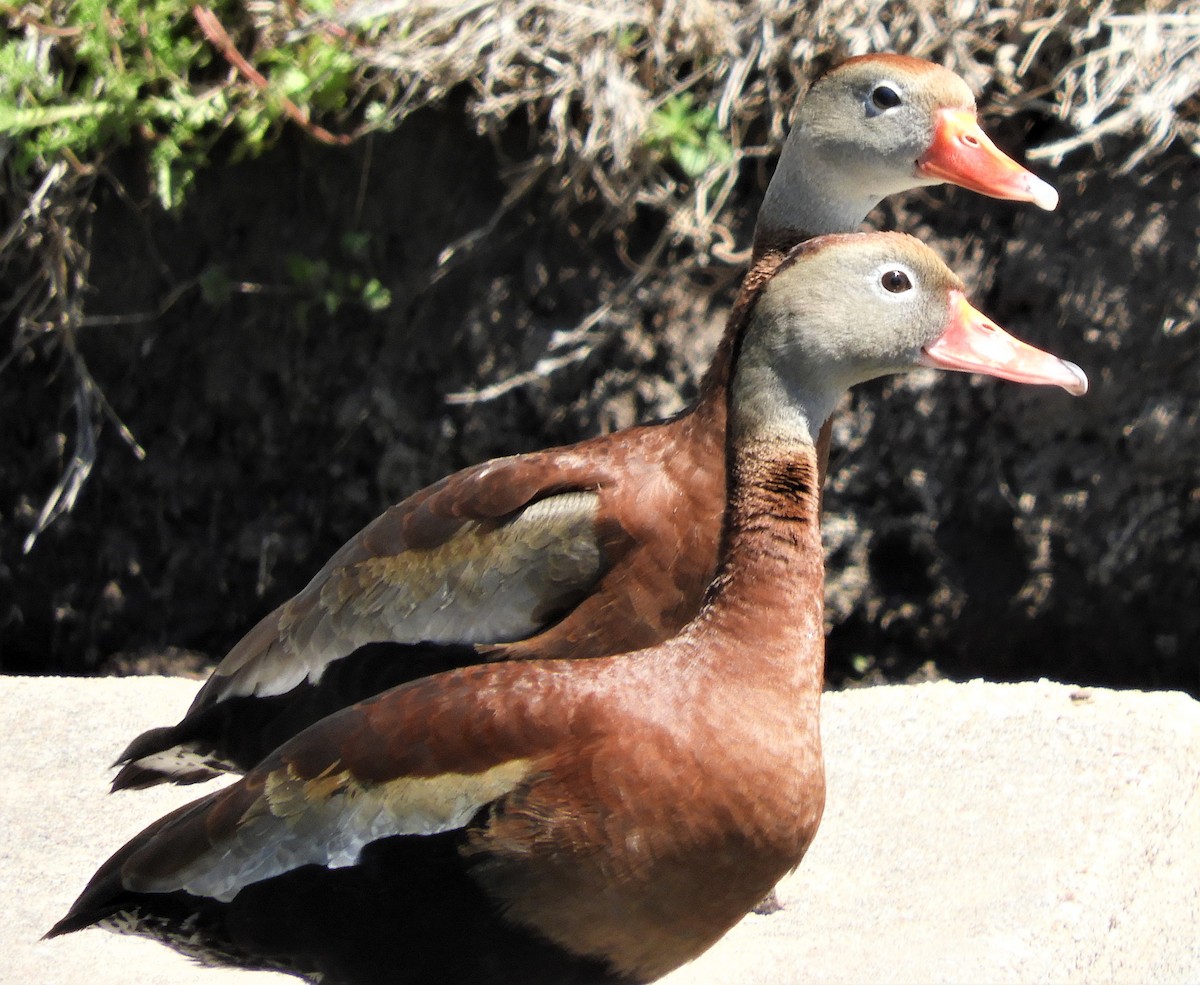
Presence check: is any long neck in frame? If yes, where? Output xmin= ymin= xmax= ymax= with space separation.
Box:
xmin=684 ymin=431 xmax=824 ymax=693
xmin=691 ymin=245 xmax=793 ymax=426
xmin=692 ymin=302 xmax=830 ymax=665
xmin=684 ymin=283 xmax=843 ymax=690
xmin=753 ymin=125 xmax=885 ymax=254
xmin=694 ymin=127 xmax=885 ymax=420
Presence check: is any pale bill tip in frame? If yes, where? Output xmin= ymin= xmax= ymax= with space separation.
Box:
xmin=1060 ymin=358 xmax=1089 ymax=397
xmin=1028 ymin=173 xmax=1059 ymax=212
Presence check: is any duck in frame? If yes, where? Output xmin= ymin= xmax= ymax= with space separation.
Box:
xmin=111 ymin=54 xmax=1060 ymax=791
xmin=50 ymin=232 xmax=1086 ymax=985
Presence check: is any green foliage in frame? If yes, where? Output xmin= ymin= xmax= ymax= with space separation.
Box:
xmin=646 ymin=92 xmax=733 ymax=180
xmin=285 ymin=249 xmax=392 ymax=318
xmin=257 ymin=32 xmax=357 ymax=117
xmin=0 ymin=0 xmax=368 ymax=209
xmin=196 ymin=230 xmax=393 ymax=326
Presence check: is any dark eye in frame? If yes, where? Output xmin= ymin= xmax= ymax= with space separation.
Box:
xmin=870 ymin=85 xmax=902 ymax=110
xmin=881 ymin=270 xmax=912 ymax=293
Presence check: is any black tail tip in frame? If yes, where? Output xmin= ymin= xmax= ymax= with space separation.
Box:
xmin=110 ymin=763 xmax=168 ymax=793
xmin=111 ymin=761 xmax=222 ymax=792
xmin=43 ymin=912 xmax=84 ymax=940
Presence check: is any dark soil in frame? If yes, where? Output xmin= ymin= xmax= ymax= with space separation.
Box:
xmin=2 ymin=101 xmax=1197 ymax=696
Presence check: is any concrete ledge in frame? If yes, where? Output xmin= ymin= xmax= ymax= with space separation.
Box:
xmin=5 ymin=676 xmax=1197 ymax=984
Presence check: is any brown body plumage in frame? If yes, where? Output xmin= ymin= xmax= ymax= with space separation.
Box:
xmin=51 ymin=232 xmax=1086 ymax=984
xmin=112 ymin=55 xmax=1061 ymax=790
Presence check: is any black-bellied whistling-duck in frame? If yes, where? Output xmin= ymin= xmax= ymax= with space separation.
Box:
xmin=50 ymin=232 xmax=1086 ymax=984
xmin=112 ymin=54 xmax=1060 ymax=791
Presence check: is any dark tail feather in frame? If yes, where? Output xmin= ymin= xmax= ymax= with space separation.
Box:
xmin=45 ymin=795 xmax=219 ymax=939
xmin=44 ymin=906 xmax=113 ymax=939
xmin=110 ymin=760 xmax=220 ymax=792
xmin=111 ymin=724 xmax=178 ymax=770
xmin=109 ymin=724 xmax=230 ymax=792
xmin=109 ymin=641 xmax=488 ymax=792
xmin=45 ymin=825 xmax=173 ymax=939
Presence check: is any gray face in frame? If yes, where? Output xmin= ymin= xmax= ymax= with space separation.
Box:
xmin=750 ymin=231 xmax=963 ymax=397
xmin=797 ymin=60 xmax=976 ymax=196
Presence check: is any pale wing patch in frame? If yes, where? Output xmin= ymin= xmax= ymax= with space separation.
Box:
xmin=127 ymin=490 xmax=600 ymax=780
xmin=332 ymin=491 xmax=604 ymax=646
xmin=219 ymin=491 xmax=603 ymax=700
xmin=128 ymin=758 xmax=534 ymax=902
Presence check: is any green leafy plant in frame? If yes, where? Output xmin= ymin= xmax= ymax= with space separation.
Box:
xmin=197 ymin=232 xmax=393 ymax=325
xmin=283 ymin=231 xmax=393 ymax=327
xmin=0 ymin=0 xmax=369 ymax=209
xmin=645 ymin=92 xmax=733 ymax=180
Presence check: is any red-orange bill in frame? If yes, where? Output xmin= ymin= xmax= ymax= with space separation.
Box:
xmin=917 ymin=108 xmax=1058 ymax=212
xmin=921 ymin=293 xmax=1088 ymax=396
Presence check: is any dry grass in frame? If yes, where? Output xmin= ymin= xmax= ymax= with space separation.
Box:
xmin=1027 ymin=7 xmax=1200 ymax=171
xmin=261 ymin=0 xmax=1198 ymax=257
xmin=4 ymin=0 xmax=1199 ymax=541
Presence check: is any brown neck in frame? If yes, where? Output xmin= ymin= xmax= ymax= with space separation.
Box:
xmin=680 ymin=231 xmax=826 ymax=690
xmin=686 ymin=438 xmax=825 ymax=690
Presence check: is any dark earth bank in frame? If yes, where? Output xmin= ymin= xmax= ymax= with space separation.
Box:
xmin=2 ymin=101 xmax=1197 ymax=695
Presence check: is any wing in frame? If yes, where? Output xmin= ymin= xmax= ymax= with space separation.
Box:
xmin=54 ymin=663 xmax=667 ymax=984
xmin=111 ymin=448 xmax=631 ymax=788
xmin=210 ymin=457 xmax=619 ymax=703
xmin=78 ymin=665 xmax=566 ymax=921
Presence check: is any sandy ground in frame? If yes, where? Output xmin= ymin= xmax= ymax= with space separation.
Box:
xmin=5 ymin=675 xmax=1198 ymax=985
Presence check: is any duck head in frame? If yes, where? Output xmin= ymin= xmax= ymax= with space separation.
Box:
xmin=733 ymin=232 xmax=1087 ymax=444
xmin=756 ymin=54 xmax=1058 ymax=249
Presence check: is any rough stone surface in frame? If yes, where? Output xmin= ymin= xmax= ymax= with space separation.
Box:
xmin=9 ymin=675 xmax=1198 ymax=984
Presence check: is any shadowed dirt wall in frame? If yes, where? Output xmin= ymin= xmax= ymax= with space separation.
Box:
xmin=2 ymin=76 xmax=1197 ymax=694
